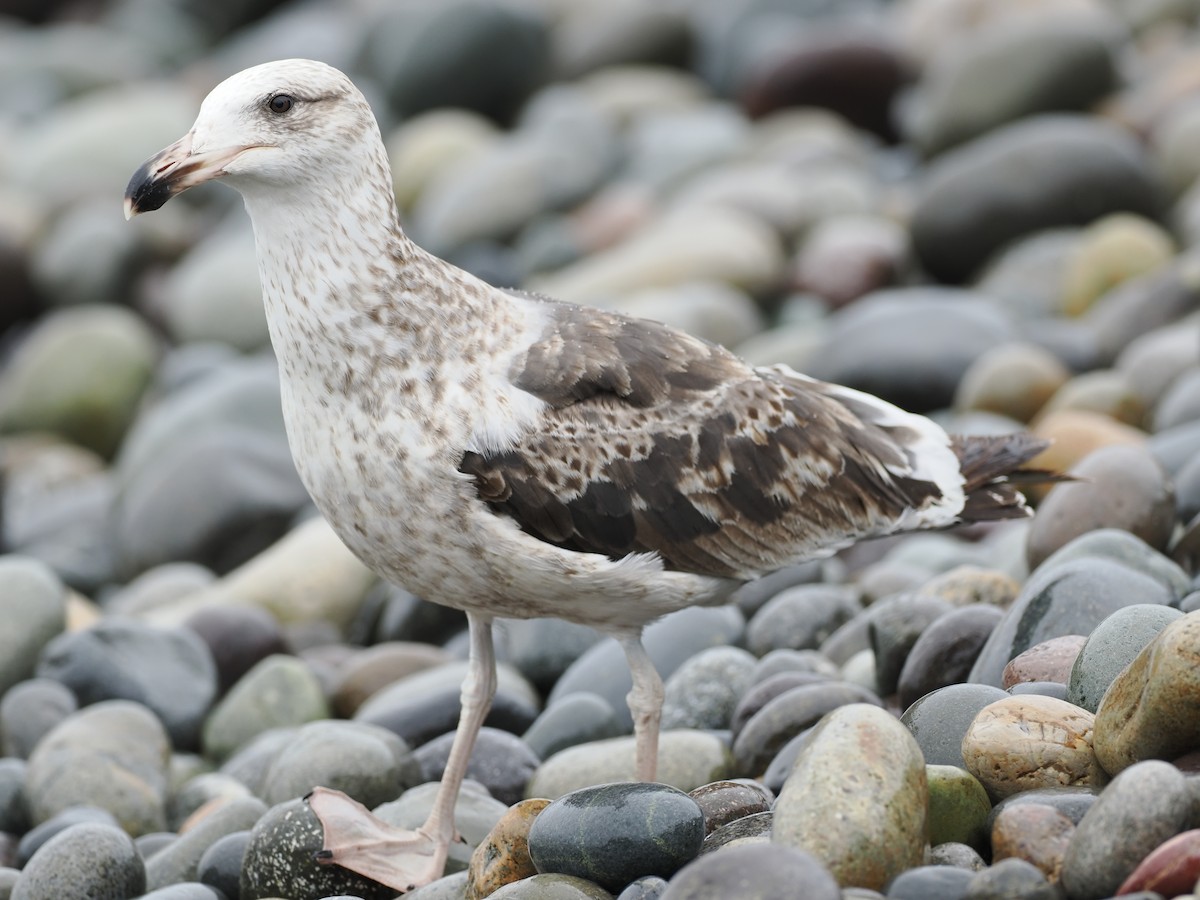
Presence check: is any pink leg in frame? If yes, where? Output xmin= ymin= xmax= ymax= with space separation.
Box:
xmin=309 ymin=612 xmax=497 ymax=893
xmin=619 ymin=632 xmax=663 ymax=783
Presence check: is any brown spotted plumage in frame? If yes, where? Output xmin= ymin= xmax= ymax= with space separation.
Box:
xmin=125 ymin=60 xmax=1053 ymax=895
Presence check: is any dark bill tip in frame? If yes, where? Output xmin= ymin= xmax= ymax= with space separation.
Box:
xmin=124 ymin=157 xmax=177 ymax=218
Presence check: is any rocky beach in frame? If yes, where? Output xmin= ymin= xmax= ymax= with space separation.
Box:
xmin=1 ymin=0 xmax=1200 ymax=899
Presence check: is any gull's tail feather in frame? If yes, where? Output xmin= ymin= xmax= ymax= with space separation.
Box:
xmin=951 ymin=433 xmax=1065 ymax=522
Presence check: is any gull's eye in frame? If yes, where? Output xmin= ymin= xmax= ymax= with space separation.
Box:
xmin=267 ymin=94 xmax=294 ymax=115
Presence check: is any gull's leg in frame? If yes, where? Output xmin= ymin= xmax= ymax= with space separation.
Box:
xmin=309 ymin=612 xmax=497 ymax=893
xmin=619 ymin=631 xmax=664 ymax=783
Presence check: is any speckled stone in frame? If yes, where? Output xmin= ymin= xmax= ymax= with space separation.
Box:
xmin=990 ymin=802 xmax=1074 ymax=882
xmin=661 ymin=843 xmax=839 ymax=900
xmin=1000 ymin=635 xmax=1087 ymax=688
xmin=926 ymin=765 xmax=991 ymax=853
xmin=928 ymin=842 xmax=985 ymax=871
xmin=239 ymin=798 xmax=394 ymax=900
xmin=467 ymin=798 xmax=549 ymax=900
xmin=1060 ymin=760 xmax=1192 ymax=899
xmin=528 ymin=783 xmax=704 ymax=892
xmin=687 ymin=780 xmax=773 ymax=836
xmin=15 ymin=806 xmax=120 ymax=867
xmin=11 ymin=822 xmax=145 ymax=900
xmin=961 ymin=695 xmax=1106 ymax=800
xmin=1067 ymin=604 xmax=1183 ymax=713
xmin=772 ymin=704 xmax=926 ymax=890
xmin=1093 ymin=611 xmax=1200 ymax=774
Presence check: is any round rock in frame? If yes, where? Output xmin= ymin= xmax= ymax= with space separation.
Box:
xmin=897 ymin=604 xmax=1004 ymax=710
xmin=900 ymin=683 xmax=1008 ymax=768
xmin=415 ymin=726 xmax=538 ymax=806
xmin=1066 ymin=604 xmax=1182 ymax=713
xmin=1060 ymin=760 xmax=1192 ymax=899
xmin=467 ymin=797 xmax=549 ymax=899
xmin=772 ymin=704 xmax=926 ymax=891
xmin=659 ymin=646 xmax=755 ymax=731
xmin=660 ymin=843 xmax=838 ymax=900
xmin=527 ymin=783 xmax=704 ymax=892
xmin=36 ymin=619 xmax=217 ymax=751
xmin=0 ymin=677 xmax=77 ymax=759
xmin=0 ymin=557 xmax=66 ymax=697
xmin=11 ymin=822 xmax=144 ymax=900
xmin=1093 ymin=610 xmax=1200 ymax=773
xmin=961 ymin=695 xmax=1106 ymax=801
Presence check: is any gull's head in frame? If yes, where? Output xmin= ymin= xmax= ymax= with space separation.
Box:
xmin=125 ymin=59 xmax=377 ymax=219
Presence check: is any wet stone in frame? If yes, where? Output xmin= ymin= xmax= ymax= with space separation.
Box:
xmin=1066 ymin=604 xmax=1182 ymax=713
xmin=989 ymin=802 xmax=1074 ymax=883
xmin=195 ymin=830 xmax=250 ymax=900
xmin=1115 ymin=828 xmax=1200 ymax=897
xmin=897 ymin=604 xmax=1004 ymax=710
xmin=927 ymin=765 xmax=991 ymax=853
xmin=962 ymin=857 xmax=1057 ymax=900
xmin=686 ymin=780 xmax=773 ymax=836
xmin=698 ymin=810 xmax=772 ymax=854
xmin=527 ymin=783 xmax=704 ymax=892
xmin=1000 ymin=635 xmax=1087 ymax=688
xmin=900 ymin=683 xmax=1008 ymax=768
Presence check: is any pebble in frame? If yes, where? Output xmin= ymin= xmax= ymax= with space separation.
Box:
xmin=467 ymin=798 xmax=549 ymax=900
xmin=773 ymin=704 xmax=927 ymax=891
xmin=36 ymin=619 xmax=217 ymax=750
xmin=0 ymin=304 xmax=158 ymax=459
xmin=928 ymin=842 xmax=986 ymax=872
xmin=960 ymin=695 xmax=1106 ymax=800
xmin=1115 ymin=828 xmax=1200 ymax=897
xmin=732 ymin=681 xmax=883 ymax=776
xmin=900 ymin=683 xmax=1009 ymax=768
xmin=137 ymin=885 xmax=225 ymax=900
xmin=1039 ymin=368 xmax=1146 ymax=427
xmin=868 ymin=594 xmax=954 ymax=696
xmin=911 ymin=115 xmax=1161 ymax=283
xmin=528 ymin=783 xmax=703 ymax=892
xmin=521 ymin=693 xmax=624 ymax=762
xmin=897 ymin=605 xmax=1004 ymax=710
xmin=183 ymin=604 xmax=288 ymax=697
xmin=1034 ymin=528 xmax=1191 ymax=597
xmin=884 ymin=864 xmax=974 ymax=900
xmin=496 ymin=618 xmax=602 ymax=697
xmin=659 ymin=645 xmax=755 ymax=731
xmin=962 ymin=857 xmax=1057 ymax=900
xmin=662 ymin=844 xmax=839 ymax=900
xmin=354 ymin=659 xmax=539 ymax=748
xmin=744 ymin=584 xmax=861 ymax=656
xmin=790 ymin=214 xmax=907 ymax=308
xmin=1066 ymin=604 xmax=1183 ymax=712
xmin=989 ymin=802 xmax=1074 ymax=882
xmin=415 ymin=726 xmax=539 ymax=807
xmin=11 ymin=822 xmax=145 ymax=900
xmin=488 ymin=873 xmax=613 ymax=899
xmin=0 ymin=760 xmax=28 ymax=835
xmin=239 ymin=798 xmax=394 ymax=900
xmin=968 ymin=557 xmax=1175 ymax=686
xmin=15 ymin=806 xmax=120 ymax=867
xmin=1000 ymin=635 xmax=1087 ymax=688
xmin=548 ymin=607 xmax=744 ymax=731
xmin=143 ymin=796 xmax=266 ymax=892
xmin=0 ymin=677 xmax=76 ymax=758
xmin=730 ymin=671 xmax=833 ymax=737
xmin=195 ymin=830 xmax=249 ymax=900
xmin=687 ymin=780 xmax=773 ymax=836
xmin=1025 ymin=444 xmax=1177 ymax=568
xmin=915 ymin=566 xmax=1022 ymax=609
xmin=25 ymin=700 xmax=169 ymax=835
xmin=802 ymin=289 xmax=1017 ymax=412
xmin=954 ymin=342 xmax=1070 ymax=423
xmin=1060 ymin=760 xmax=1192 ymax=898
xmin=526 ymin=731 xmax=732 ymax=800
xmin=1093 ymin=610 xmax=1200 ymax=773
xmin=0 ymin=557 xmax=66 ymax=697
xmin=926 ymin=765 xmax=991 ymax=853
xmin=700 ymin=810 xmax=772 ymax=854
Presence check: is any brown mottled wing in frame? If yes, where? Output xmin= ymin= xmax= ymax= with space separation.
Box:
xmin=460 ymin=301 xmax=949 ymax=580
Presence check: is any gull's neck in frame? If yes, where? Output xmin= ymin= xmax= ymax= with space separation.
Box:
xmin=235 ymin=139 xmax=504 ymax=384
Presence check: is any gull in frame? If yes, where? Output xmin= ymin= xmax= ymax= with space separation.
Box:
xmin=126 ymin=59 xmax=1052 ymax=893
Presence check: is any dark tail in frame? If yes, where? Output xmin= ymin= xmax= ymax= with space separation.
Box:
xmin=950 ymin=433 xmax=1063 ymax=522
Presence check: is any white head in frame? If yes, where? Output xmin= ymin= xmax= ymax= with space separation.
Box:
xmin=125 ymin=59 xmax=386 ymax=218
